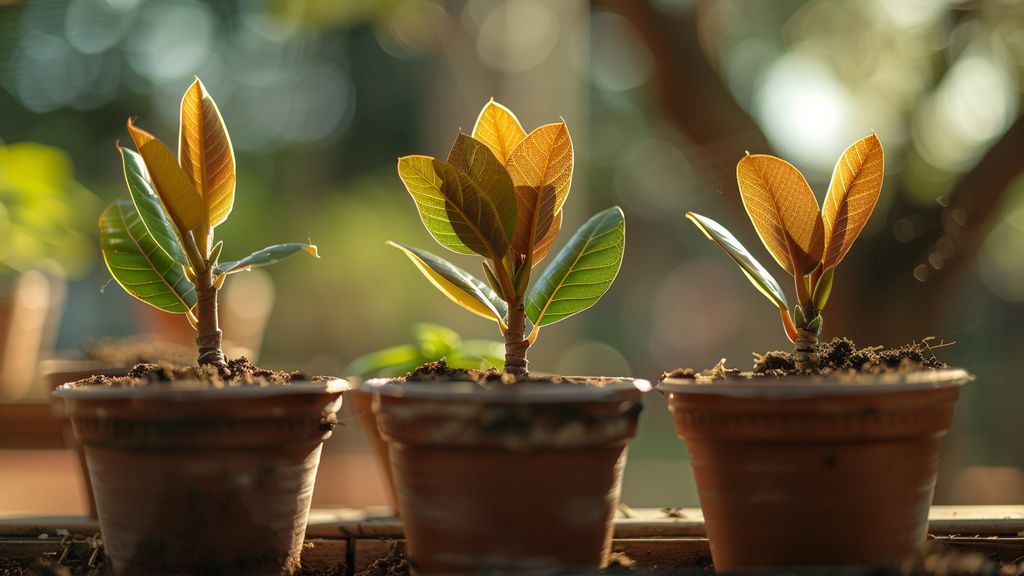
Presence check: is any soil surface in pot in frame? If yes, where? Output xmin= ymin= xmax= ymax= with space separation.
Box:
xmin=68 ymin=356 xmax=329 ymax=389
xmin=661 ymin=337 xmax=949 ymax=380
xmin=398 ymin=358 xmax=623 ymax=387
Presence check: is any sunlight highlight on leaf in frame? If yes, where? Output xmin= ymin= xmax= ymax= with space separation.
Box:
xmin=472 ymin=99 xmax=527 ymax=164
xmin=526 ymin=207 xmax=624 ymax=327
xmin=179 ymin=77 xmax=236 ymax=229
xmin=120 ymin=146 xmax=189 ymax=268
xmin=686 ymin=211 xmax=789 ymax=311
xmin=397 ymin=155 xmax=509 ymax=260
xmin=100 ymin=200 xmax=196 ymax=314
xmin=388 ymin=241 xmax=508 ymax=327
xmin=736 ymin=153 xmax=824 ymax=276
xmin=822 ymin=133 xmax=884 ymax=269
xmin=506 ymin=121 xmax=573 ymax=259
xmin=126 ymin=118 xmax=205 ymax=236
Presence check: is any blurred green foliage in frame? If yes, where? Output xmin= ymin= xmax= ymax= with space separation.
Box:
xmin=344 ymin=323 xmax=504 ymax=378
xmin=0 ymin=141 xmax=96 ymax=280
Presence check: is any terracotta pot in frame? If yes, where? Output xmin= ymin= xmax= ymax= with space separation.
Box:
xmin=54 ymin=379 xmax=347 ymax=576
xmin=364 ymin=377 xmax=647 ymax=575
xmin=348 ymin=388 xmax=399 ymax=512
xmin=660 ymin=369 xmax=971 ymax=571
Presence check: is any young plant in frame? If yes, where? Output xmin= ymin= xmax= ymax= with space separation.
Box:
xmin=687 ymin=133 xmax=884 ymax=372
xmin=344 ymin=323 xmax=505 ymax=378
xmin=391 ymin=100 xmax=625 ymax=376
xmin=101 ymin=78 xmax=318 ymax=367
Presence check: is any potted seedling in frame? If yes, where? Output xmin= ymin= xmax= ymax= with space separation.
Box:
xmin=361 ymin=99 xmax=647 ymax=574
xmin=662 ymin=133 xmax=971 ymax=570
xmin=53 ymin=78 xmax=345 ymax=576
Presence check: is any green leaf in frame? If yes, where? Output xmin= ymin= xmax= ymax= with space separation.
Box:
xmin=100 ymin=200 xmax=197 ymax=314
xmin=397 ymin=155 xmax=509 ymax=260
xmin=388 ymin=241 xmax=508 ymax=326
xmin=446 ymin=132 xmax=517 ymax=245
xmin=215 ymin=243 xmax=319 ymax=276
xmin=343 ymin=344 xmax=425 ymax=378
xmin=412 ymin=323 xmax=460 ymax=358
xmin=686 ymin=211 xmax=789 ymax=311
xmin=120 ymin=147 xmax=190 ymax=268
xmin=526 ymin=206 xmax=625 ymax=327
xmin=812 ymin=267 xmax=835 ymax=312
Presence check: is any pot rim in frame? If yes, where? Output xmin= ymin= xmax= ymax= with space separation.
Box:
xmin=362 ymin=376 xmax=651 ymax=402
xmin=52 ymin=377 xmax=349 ymax=400
xmin=658 ymin=367 xmax=971 ymax=399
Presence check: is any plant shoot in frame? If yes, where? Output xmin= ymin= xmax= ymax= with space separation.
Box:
xmin=687 ymin=133 xmax=884 ymax=371
xmin=101 ymin=78 xmax=318 ymax=367
xmin=392 ymin=100 xmax=626 ymax=375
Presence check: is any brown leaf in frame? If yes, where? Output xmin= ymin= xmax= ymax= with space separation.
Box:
xmin=472 ymin=99 xmax=527 ymax=164
xmin=179 ymin=77 xmax=235 ymax=229
xmin=446 ymin=132 xmax=517 ymax=245
xmin=822 ymin=133 xmax=884 ymax=269
xmin=736 ymin=154 xmax=824 ymax=276
xmin=506 ymin=122 xmax=573 ymax=259
xmin=126 ymin=118 xmax=205 ymax=236
xmin=531 ymin=209 xmax=562 ymax=266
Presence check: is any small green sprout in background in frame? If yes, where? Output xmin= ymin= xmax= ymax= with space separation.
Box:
xmin=344 ymin=323 xmax=504 ymax=378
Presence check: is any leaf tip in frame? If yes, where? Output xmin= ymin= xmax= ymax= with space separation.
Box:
xmin=304 ymin=244 xmax=320 ymax=259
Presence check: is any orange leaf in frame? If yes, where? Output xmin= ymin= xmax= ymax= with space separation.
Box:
xmin=472 ymin=99 xmax=527 ymax=164
xmin=736 ymin=154 xmax=824 ymax=277
xmin=821 ymin=133 xmax=884 ymax=270
xmin=531 ymin=209 xmax=562 ymax=266
xmin=506 ymin=122 xmax=573 ymax=259
xmin=126 ymin=118 xmax=205 ymax=237
xmin=179 ymin=77 xmax=236 ymax=229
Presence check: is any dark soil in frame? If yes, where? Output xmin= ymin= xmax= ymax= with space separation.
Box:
xmin=79 ymin=338 xmax=193 ymax=366
xmin=661 ymin=337 xmax=950 ymax=381
xmin=402 ymin=358 xmax=624 ymax=388
xmin=354 ymin=552 xmax=409 ymax=576
xmin=68 ymin=356 xmax=329 ymax=389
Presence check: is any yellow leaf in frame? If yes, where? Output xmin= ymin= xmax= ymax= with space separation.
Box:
xmin=736 ymin=153 xmax=824 ymax=276
xmin=472 ymin=99 xmax=527 ymax=164
xmin=304 ymin=245 xmax=320 ymax=258
xmin=532 ymin=209 xmax=562 ymax=266
xmin=126 ymin=118 xmax=205 ymax=237
xmin=822 ymin=133 xmax=884 ymax=269
xmin=179 ymin=77 xmax=236 ymax=229
xmin=506 ymin=121 xmax=573 ymax=259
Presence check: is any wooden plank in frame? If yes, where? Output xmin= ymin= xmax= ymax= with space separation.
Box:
xmin=0 ymin=402 xmax=66 ymax=450
xmin=300 ymin=538 xmax=348 ymax=573
xmin=0 ymin=517 xmax=98 ymax=537
xmin=611 ymin=538 xmax=712 ymax=571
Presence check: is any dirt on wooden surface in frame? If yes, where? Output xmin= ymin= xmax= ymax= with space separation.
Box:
xmin=66 ymin=356 xmax=329 ymax=389
xmin=354 ymin=552 xmax=409 ymax=576
xmin=661 ymin=337 xmax=950 ymax=381
xmin=402 ymin=358 xmax=625 ymax=388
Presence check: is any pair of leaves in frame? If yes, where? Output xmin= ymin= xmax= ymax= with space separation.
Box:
xmin=102 ymin=78 xmax=317 ymax=318
xmin=391 ymin=207 xmax=625 ymax=332
xmin=736 ymin=133 xmax=884 ymax=278
xmin=125 ymin=78 xmax=235 ymax=249
xmin=688 ymin=133 xmax=883 ymax=334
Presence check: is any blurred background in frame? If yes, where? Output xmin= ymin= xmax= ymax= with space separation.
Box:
xmin=0 ymin=0 xmax=1022 ymax=512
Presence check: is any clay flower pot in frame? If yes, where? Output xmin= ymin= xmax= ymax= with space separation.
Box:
xmin=363 ymin=377 xmax=647 ymax=574
xmin=659 ymin=369 xmax=971 ymax=571
xmin=348 ymin=388 xmax=399 ymax=512
xmin=54 ymin=379 xmax=347 ymax=576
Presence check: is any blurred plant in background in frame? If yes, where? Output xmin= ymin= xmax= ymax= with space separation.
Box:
xmin=345 ymin=323 xmax=504 ymax=378
xmin=0 ymin=141 xmax=95 ymax=280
